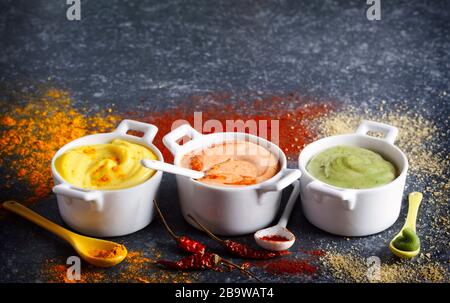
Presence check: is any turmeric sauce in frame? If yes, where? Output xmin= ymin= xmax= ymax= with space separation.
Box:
xmin=55 ymin=139 xmax=157 ymax=190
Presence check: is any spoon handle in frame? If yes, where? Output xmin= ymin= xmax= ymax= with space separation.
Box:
xmin=404 ymin=192 xmax=423 ymax=232
xmin=2 ymin=201 xmax=76 ymax=244
xmin=141 ymin=159 xmax=204 ymax=179
xmin=277 ymin=180 xmax=300 ymax=228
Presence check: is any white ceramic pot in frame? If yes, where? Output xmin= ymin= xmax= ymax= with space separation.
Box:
xmin=163 ymin=124 xmax=301 ymax=236
xmin=51 ymin=119 xmax=163 ymax=237
xmin=298 ymin=120 xmax=408 ymax=237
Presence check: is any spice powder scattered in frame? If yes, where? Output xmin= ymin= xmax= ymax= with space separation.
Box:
xmin=131 ymin=92 xmax=332 ymax=162
xmin=253 ymin=249 xmax=325 ymax=276
xmin=42 ymin=249 xmax=199 ymax=283
xmin=263 ymin=259 xmax=317 ymax=275
xmin=0 ymin=89 xmax=120 ymax=203
xmin=4 ymin=91 xmax=448 ymax=283
xmin=321 ymin=252 xmax=447 ymax=283
xmin=42 ymin=258 xmax=106 ymax=283
xmin=89 ymin=244 xmax=126 ymax=259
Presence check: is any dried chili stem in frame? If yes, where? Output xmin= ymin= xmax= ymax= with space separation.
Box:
xmin=154 ymin=201 xmax=206 ymax=255
xmin=154 ymin=200 xmax=178 ymax=240
xmin=187 ymin=214 xmax=224 ymax=243
xmin=157 ymin=253 xmax=261 ymax=282
xmin=220 ymin=258 xmax=262 ymax=282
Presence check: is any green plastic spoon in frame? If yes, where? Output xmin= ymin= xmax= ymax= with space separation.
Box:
xmin=389 ymin=192 xmax=423 ymax=259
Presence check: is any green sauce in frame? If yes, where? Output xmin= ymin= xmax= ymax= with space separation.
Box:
xmin=393 ymin=228 xmax=420 ymax=251
xmin=306 ymin=145 xmax=396 ymax=189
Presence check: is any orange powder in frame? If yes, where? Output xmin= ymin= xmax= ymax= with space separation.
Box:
xmin=89 ymin=245 xmax=126 ymax=259
xmin=0 ymin=88 xmax=120 ymax=203
xmin=42 ymin=249 xmax=198 ymax=283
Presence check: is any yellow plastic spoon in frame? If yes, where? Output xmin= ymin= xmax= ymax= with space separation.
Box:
xmin=2 ymin=200 xmax=127 ymax=267
xmin=389 ymin=192 xmax=423 ymax=259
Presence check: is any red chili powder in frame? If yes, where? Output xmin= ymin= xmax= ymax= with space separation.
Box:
xmin=128 ymin=92 xmax=332 ymax=162
xmin=252 ymin=248 xmax=325 ymax=275
xmin=264 ymin=259 xmax=317 ymax=275
xmin=260 ymin=235 xmax=290 ymax=242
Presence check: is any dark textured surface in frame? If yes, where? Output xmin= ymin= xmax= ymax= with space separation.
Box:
xmin=0 ymin=0 xmax=449 ymax=282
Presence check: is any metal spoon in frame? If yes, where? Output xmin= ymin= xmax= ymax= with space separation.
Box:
xmin=141 ymin=159 xmax=204 ymax=179
xmin=254 ymin=180 xmax=300 ymax=251
xmin=389 ymin=192 xmax=423 ymax=259
xmin=2 ymin=201 xmax=127 ymax=267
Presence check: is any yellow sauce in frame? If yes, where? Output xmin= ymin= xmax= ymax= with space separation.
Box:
xmin=55 ymin=139 xmax=157 ymax=190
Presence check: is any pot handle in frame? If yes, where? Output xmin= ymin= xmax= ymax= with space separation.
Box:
xmin=306 ymin=181 xmax=356 ymax=211
xmin=114 ymin=119 xmax=159 ymax=143
xmin=163 ymin=124 xmax=203 ymax=156
xmin=355 ymin=120 xmax=398 ymax=145
xmin=259 ymin=168 xmax=301 ymax=192
xmin=52 ymin=184 xmax=104 ymax=212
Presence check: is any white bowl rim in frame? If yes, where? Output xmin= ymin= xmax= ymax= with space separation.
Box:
xmin=51 ymin=132 xmax=164 ymax=193
xmin=298 ymin=133 xmax=409 ymax=193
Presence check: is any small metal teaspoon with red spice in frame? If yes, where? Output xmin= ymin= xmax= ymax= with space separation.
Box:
xmin=254 ymin=180 xmax=300 ymax=251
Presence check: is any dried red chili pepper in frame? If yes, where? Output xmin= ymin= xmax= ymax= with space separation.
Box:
xmin=176 ymin=236 xmax=205 ymax=255
xmin=187 ymin=214 xmax=290 ymax=260
xmin=157 ymin=252 xmax=261 ymax=281
xmin=157 ymin=252 xmax=220 ymax=270
xmin=153 ymin=200 xmax=206 ymax=255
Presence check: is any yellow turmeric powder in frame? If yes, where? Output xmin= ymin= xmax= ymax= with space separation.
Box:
xmin=0 ymin=88 xmax=120 ymax=203
xmin=42 ymin=249 xmax=199 ymax=283
xmin=89 ymin=244 xmax=127 ymax=259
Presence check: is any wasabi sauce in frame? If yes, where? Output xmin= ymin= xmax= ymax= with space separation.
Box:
xmin=307 ymin=145 xmax=396 ymax=189
xmin=393 ymin=227 xmax=420 ymax=251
